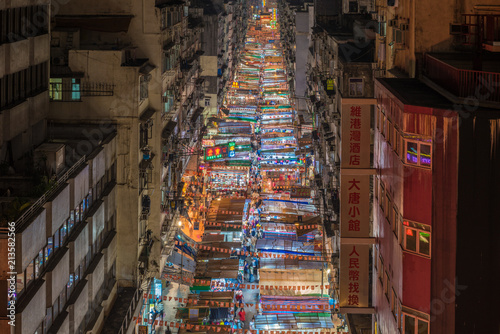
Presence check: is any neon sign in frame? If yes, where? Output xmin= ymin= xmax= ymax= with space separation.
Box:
xmin=204 ymin=142 xmax=235 ymax=161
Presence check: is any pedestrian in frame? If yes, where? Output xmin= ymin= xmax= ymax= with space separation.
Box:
xmin=249 ymin=263 xmax=254 ymax=283
xmin=238 ymin=308 xmax=246 ymax=328
xmin=244 ymin=262 xmax=249 ymax=281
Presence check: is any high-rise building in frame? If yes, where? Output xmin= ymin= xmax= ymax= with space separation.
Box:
xmin=1 ymin=123 xmax=118 ymax=334
xmin=305 ymin=0 xmax=500 ymax=332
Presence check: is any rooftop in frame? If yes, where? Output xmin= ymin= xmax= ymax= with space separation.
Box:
xmin=376 ymin=78 xmax=454 ymax=109
xmin=0 ymin=124 xmax=116 ymax=228
xmin=428 ymin=52 xmax=500 ymax=73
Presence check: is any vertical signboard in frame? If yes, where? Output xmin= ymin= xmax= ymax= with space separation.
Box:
xmin=339 ymin=99 xmax=373 ymax=311
xmin=340 ymin=174 xmax=370 ymax=238
xmin=340 ymin=104 xmax=371 ymax=169
xmin=339 ymin=244 xmax=370 ymax=307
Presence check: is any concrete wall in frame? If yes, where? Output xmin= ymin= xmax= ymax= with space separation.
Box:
xmin=16 ymin=282 xmax=46 ymax=334
xmin=17 ymin=211 xmax=46 ymax=272
xmin=59 ymin=315 xmax=70 ymax=334
xmin=90 ymin=256 xmax=105 ymax=301
xmin=56 ymin=0 xmax=133 ymax=15
xmin=73 ymin=165 xmax=90 ymax=208
xmin=48 ymin=185 xmax=71 ymax=236
xmin=92 ymin=150 xmax=106 ymax=186
xmin=72 ymin=224 xmax=89 ymax=271
xmin=9 ymin=40 xmax=30 ymax=73
xmin=92 ymin=205 xmax=106 ymax=244
xmin=295 ymin=12 xmax=310 ymax=103
xmin=71 ymin=281 xmax=89 ymax=330
xmin=48 ymin=250 xmax=70 ymax=305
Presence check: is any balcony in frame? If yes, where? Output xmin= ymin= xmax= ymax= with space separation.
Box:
xmin=456 ymin=14 xmax=500 ymax=52
xmin=423 ymin=53 xmax=500 ymax=106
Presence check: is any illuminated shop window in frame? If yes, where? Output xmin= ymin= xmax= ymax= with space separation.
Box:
xmin=49 ymin=78 xmax=62 ymax=100
xmin=404 ymin=138 xmax=432 ymax=168
xmin=403 ymin=220 xmax=431 ymax=257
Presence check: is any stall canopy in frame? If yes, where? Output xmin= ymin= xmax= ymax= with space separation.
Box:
xmin=195 ymin=258 xmax=239 ymax=279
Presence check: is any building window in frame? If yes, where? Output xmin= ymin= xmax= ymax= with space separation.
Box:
xmin=404 ymin=139 xmax=432 ymax=168
xmin=385 ymin=193 xmax=391 ymax=222
xmin=379 ymin=183 xmax=385 ymax=211
xmin=403 ymin=220 xmax=431 ymax=257
xmin=384 ymin=271 xmax=390 ymax=300
xmin=349 ymin=78 xmax=363 ymax=97
xmin=381 ymin=113 xmax=386 ymax=137
xmin=140 ymin=75 xmax=150 ymax=100
xmin=378 ymin=256 xmax=384 ymax=283
xmin=205 ymin=98 xmax=211 ymax=106
xmin=71 ymin=78 xmax=81 ymax=100
xmin=394 ymin=127 xmax=400 ymax=156
xmin=392 ymin=208 xmax=399 ymax=238
xmin=45 ymin=237 xmax=53 ymax=262
xmin=163 ymin=90 xmax=175 ymax=114
xmin=403 ymin=313 xmax=429 ymax=334
xmin=387 ymin=119 xmax=393 ymax=145
xmin=49 ymin=78 xmax=62 ymax=100
xmin=161 ymin=9 xmax=166 ymax=29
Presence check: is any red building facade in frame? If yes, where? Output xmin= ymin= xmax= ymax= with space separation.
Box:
xmin=372 ymin=78 xmax=461 ymax=334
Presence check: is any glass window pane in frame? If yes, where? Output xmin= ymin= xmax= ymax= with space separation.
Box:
xmin=26 ymin=260 xmax=34 ymax=286
xmin=67 ymin=218 xmax=72 ymax=235
xmin=420 ymin=144 xmax=431 ymax=167
xmin=54 ymin=231 xmax=60 ymax=249
xmin=419 ymin=232 xmax=430 ymax=255
xmin=417 ymin=319 xmax=429 ymax=334
xmin=71 ymin=78 xmax=81 ymax=100
xmin=45 ymin=237 xmax=53 ymax=261
xmin=60 ymin=223 xmax=67 ymax=243
xmin=406 ymin=142 xmax=418 ymax=165
xmin=405 ymin=228 xmax=417 ymax=252
xmin=16 ymin=272 xmax=25 ymax=294
xmin=404 ymin=315 xmax=415 ymax=334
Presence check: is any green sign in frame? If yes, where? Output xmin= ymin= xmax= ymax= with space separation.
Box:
xmin=204 ymin=142 xmax=235 ymax=161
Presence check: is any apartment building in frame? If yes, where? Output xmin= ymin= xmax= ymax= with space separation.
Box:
xmin=0 ymin=2 xmax=50 ymax=180
xmin=279 ymin=0 xmax=314 ymax=113
xmin=1 ymin=125 xmax=118 ymax=334
xmin=47 ymin=0 xmax=204 ymax=294
xmin=304 ymin=0 xmax=500 ymax=333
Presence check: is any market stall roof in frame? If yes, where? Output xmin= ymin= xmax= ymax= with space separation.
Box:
xmin=199 ymin=291 xmax=235 ymax=304
xmin=178 ymin=328 xmax=232 ymax=334
xmin=260 ymin=258 xmax=323 ymax=270
xmin=256 ymin=239 xmax=319 ymax=255
xmin=195 ymin=258 xmax=239 ymax=278
xmin=254 ymin=313 xmax=334 ymax=330
xmin=206 ymin=198 xmax=247 ymax=222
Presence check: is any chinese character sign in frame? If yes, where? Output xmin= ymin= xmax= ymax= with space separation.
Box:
xmin=204 ymin=142 xmax=235 ymax=161
xmin=340 ymin=104 xmax=371 ymax=168
xmin=339 ymin=244 xmax=369 ymax=308
xmin=290 ymin=187 xmax=312 ymax=198
xmin=340 ymin=174 xmax=370 ymax=238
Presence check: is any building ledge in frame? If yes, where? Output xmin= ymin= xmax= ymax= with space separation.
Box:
xmin=101 ymin=287 xmax=139 ymax=334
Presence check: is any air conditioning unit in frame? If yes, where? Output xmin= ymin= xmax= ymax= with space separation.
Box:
xmin=450 ymin=23 xmax=469 ymax=35
xmin=51 ymin=56 xmax=65 ymax=66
